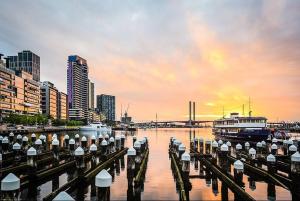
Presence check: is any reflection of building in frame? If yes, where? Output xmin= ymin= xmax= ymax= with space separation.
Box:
xmin=7 ymin=50 xmax=40 ymax=82
xmin=41 ymin=81 xmax=58 ymax=119
xmin=96 ymin=94 xmax=115 ymax=121
xmin=88 ymin=80 xmax=94 ymax=109
xmin=58 ymin=92 xmax=68 ymax=120
xmin=67 ymin=55 xmax=89 ymax=121
xmin=0 ymin=55 xmax=40 ymax=116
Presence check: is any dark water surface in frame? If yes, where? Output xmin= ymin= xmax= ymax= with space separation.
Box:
xmin=14 ymin=128 xmax=293 ymax=200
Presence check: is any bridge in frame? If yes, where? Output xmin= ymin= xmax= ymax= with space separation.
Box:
xmin=135 ymin=120 xmax=213 ymax=128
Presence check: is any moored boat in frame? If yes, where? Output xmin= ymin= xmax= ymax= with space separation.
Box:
xmin=80 ymin=122 xmax=112 ymax=132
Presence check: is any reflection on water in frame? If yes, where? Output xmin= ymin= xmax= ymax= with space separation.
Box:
xmin=7 ymin=128 xmax=293 ymax=200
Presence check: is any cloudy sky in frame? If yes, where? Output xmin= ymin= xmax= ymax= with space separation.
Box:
xmin=1 ymin=0 xmax=300 ymax=122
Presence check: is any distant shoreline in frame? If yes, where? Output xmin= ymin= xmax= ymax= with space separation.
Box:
xmin=0 ymin=126 xmax=79 ymax=135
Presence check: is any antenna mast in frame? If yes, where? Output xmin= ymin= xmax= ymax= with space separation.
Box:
xmin=248 ymin=97 xmax=252 ymax=117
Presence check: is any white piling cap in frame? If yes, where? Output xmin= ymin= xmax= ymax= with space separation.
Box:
xmin=194 ymin=137 xmax=198 ymax=141
xmin=91 ymin=135 xmax=96 ymax=140
xmin=249 ymin=148 xmax=256 ymax=155
xmin=90 ymin=144 xmax=97 ymax=151
xmin=75 ymin=147 xmax=84 ymax=156
xmin=98 ymin=134 xmax=103 ymax=139
xmin=172 ymin=138 xmax=176 ymax=142
xmin=105 ymin=134 xmax=110 ymax=139
xmin=0 ymin=136 xmax=3 ymax=141
xmin=2 ymin=137 xmax=9 ymax=143
xmin=289 ymin=145 xmax=297 ymax=152
xmin=272 ymin=138 xmax=278 ymax=143
xmin=218 ymin=139 xmax=223 ymax=145
xmin=1 ymin=173 xmax=20 ymax=191
xmin=245 ymin=142 xmax=250 ymax=147
xmin=174 ymin=139 xmax=181 ymax=146
xmin=179 ymin=144 xmax=186 ymax=151
xmin=31 ymin=133 xmax=36 ymax=138
xmin=22 ymin=136 xmax=28 ymax=142
xmin=39 ymin=135 xmax=45 ymax=140
xmin=139 ymin=139 xmax=145 ymax=145
xmin=95 ymin=169 xmax=112 ymax=187
xmin=115 ymin=135 xmax=121 ymax=140
xmin=261 ymin=141 xmax=266 ymax=146
xmin=69 ymin=139 xmax=75 ymax=145
xmin=256 ymin=142 xmax=262 ymax=148
xmin=205 ymin=139 xmax=211 ymax=144
xmin=271 ymin=144 xmax=278 ymax=150
xmin=283 ymin=140 xmax=287 ymax=145
xmin=75 ymin=134 xmax=80 ymax=138
xmin=101 ymin=139 xmax=108 ymax=146
xmin=199 ymin=138 xmax=204 ymax=142
xmin=221 ymin=144 xmax=229 ymax=152
xmin=9 ymin=132 xmax=14 ymax=137
xmin=127 ymin=147 xmax=136 ymax=156
xmin=53 ymin=134 xmax=57 ymax=137
xmin=109 ymin=137 xmax=114 ymax=142
xmin=234 ymin=160 xmax=244 ymax=170
xmin=291 ymin=152 xmax=300 ymax=162
xmin=17 ymin=134 xmax=22 ymax=139
xmin=13 ymin=143 xmax=21 ymax=150
xmin=212 ymin=141 xmax=218 ymax=148
xmin=27 ymin=147 xmax=37 ymax=156
xmin=35 ymin=139 xmax=42 ymax=145
xmin=52 ymin=139 xmax=59 ymax=146
xmin=133 ymin=136 xmax=137 ymax=139
xmin=53 ymin=191 xmax=75 ymax=201
xmin=134 ymin=141 xmax=141 ymax=148
xmin=267 ymin=154 xmax=276 ymax=162
xmin=64 ymin=135 xmax=70 ymax=140
xmin=81 ymin=136 xmax=87 ymax=142
xmin=181 ymin=152 xmax=191 ymax=161
xmin=287 ymin=139 xmax=294 ymax=145
xmin=226 ymin=141 xmax=231 ymax=147
xmin=236 ymin=143 xmax=242 ymax=150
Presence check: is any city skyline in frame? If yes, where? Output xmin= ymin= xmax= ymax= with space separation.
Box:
xmin=1 ymin=1 xmax=300 ymax=121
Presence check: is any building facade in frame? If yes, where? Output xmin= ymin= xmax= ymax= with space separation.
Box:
xmin=88 ymin=80 xmax=94 ymax=110
xmin=58 ymin=92 xmax=68 ymax=120
xmin=96 ymin=94 xmax=115 ymax=122
xmin=67 ymin=55 xmax=89 ymax=121
xmin=40 ymin=81 xmax=58 ymax=119
xmin=7 ymin=50 xmax=40 ymax=82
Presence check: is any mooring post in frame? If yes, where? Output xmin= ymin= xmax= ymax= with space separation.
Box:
xmin=267 ymin=154 xmax=276 ymax=174
xmin=212 ymin=141 xmax=218 ymax=164
xmin=127 ymin=147 xmax=136 ymax=185
xmin=22 ymin=136 xmax=28 ymax=153
xmin=90 ymin=144 xmax=98 ymax=168
xmin=1 ymin=173 xmax=20 ymax=200
xmin=75 ymin=134 xmax=80 ymax=147
xmin=53 ymin=191 xmax=75 ymax=201
xmin=272 ymin=138 xmax=278 ymax=145
xmin=212 ymin=172 xmax=219 ymax=196
xmin=235 ymin=143 xmax=242 ymax=159
xmin=9 ymin=132 xmax=14 ymax=149
xmin=91 ymin=135 xmax=96 ymax=145
xmin=174 ymin=139 xmax=181 ymax=154
xmin=233 ymin=160 xmax=244 ymax=187
xmin=134 ymin=141 xmax=142 ymax=174
xmin=52 ymin=138 xmax=60 ymax=162
xmin=140 ymin=139 xmax=145 ymax=157
xmin=271 ymin=144 xmax=278 ymax=156
xmin=248 ymin=148 xmax=256 ymax=165
xmin=98 ymin=134 xmax=104 ymax=147
xmin=226 ymin=141 xmax=231 ymax=156
xmin=218 ymin=139 xmax=223 ymax=147
xmin=178 ymin=144 xmax=186 ymax=160
xmin=115 ymin=135 xmax=121 ymax=151
xmin=261 ymin=140 xmax=267 ymax=155
xmin=12 ymin=143 xmax=21 ymax=165
xmin=205 ymin=139 xmax=211 ymax=154
xmin=31 ymin=133 xmax=36 ymax=145
xmin=35 ymin=139 xmax=42 ymax=155
xmin=39 ymin=134 xmax=47 ymax=152
xmin=96 ymin=169 xmax=112 ymax=201
xmin=64 ymin=134 xmax=70 ymax=150
xmin=120 ymin=134 xmax=125 ymax=149
xmin=289 ymin=145 xmax=297 ymax=156
xmin=267 ymin=182 xmax=276 ymax=201
xmin=104 ymin=133 xmax=109 ymax=142
xmin=291 ymin=152 xmax=300 ymax=201
xmin=16 ymin=134 xmax=22 ymax=144
xmin=27 ymin=147 xmax=38 ymax=199
xmin=75 ymin=146 xmax=85 ymax=177
xmin=256 ymin=142 xmax=263 ymax=159
xmin=81 ymin=136 xmax=87 ymax=152
xmin=283 ymin=140 xmax=288 ymax=155
xmin=181 ymin=152 xmax=191 ymax=199
xmin=245 ymin=142 xmax=250 ymax=152
xmin=109 ymin=137 xmax=115 ymax=153
xmin=2 ymin=137 xmax=8 ymax=153
xmin=219 ymin=144 xmax=229 ymax=173
xmin=69 ymin=138 xmax=75 ymax=157
xmin=199 ymin=138 xmax=204 ymax=154
xmin=133 ymin=136 xmax=137 ymax=146
xmin=101 ymin=139 xmax=108 ymax=158
xmin=194 ymin=137 xmax=198 ymax=152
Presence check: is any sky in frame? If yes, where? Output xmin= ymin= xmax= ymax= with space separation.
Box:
xmin=1 ymin=0 xmax=300 ymax=122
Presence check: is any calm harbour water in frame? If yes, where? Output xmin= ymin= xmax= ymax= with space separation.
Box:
xmin=18 ymin=128 xmax=292 ymax=200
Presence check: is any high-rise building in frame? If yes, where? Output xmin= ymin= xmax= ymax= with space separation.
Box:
xmin=40 ymin=81 xmax=58 ymax=119
xmin=96 ymin=94 xmax=115 ymax=122
xmin=58 ymin=92 xmax=68 ymax=120
xmin=67 ymin=55 xmax=89 ymax=121
xmin=7 ymin=50 xmax=40 ymax=81
xmin=88 ymin=80 xmax=94 ymax=110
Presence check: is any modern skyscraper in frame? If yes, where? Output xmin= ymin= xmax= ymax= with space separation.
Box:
xmin=96 ymin=94 xmax=115 ymax=122
xmin=7 ymin=50 xmax=40 ymax=81
xmin=67 ymin=55 xmax=89 ymax=121
xmin=88 ymin=79 xmax=94 ymax=109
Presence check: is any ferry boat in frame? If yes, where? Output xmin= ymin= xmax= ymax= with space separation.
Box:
xmin=80 ymin=122 xmax=112 ymax=132
xmin=213 ymin=113 xmax=270 ymax=141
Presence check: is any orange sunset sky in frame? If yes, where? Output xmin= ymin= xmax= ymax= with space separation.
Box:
xmin=1 ymin=1 xmax=300 ymax=122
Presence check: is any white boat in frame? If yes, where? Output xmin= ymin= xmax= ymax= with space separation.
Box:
xmin=80 ymin=122 xmax=111 ymax=132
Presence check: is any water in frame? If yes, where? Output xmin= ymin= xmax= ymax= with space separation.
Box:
xmin=4 ymin=128 xmax=293 ymax=200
